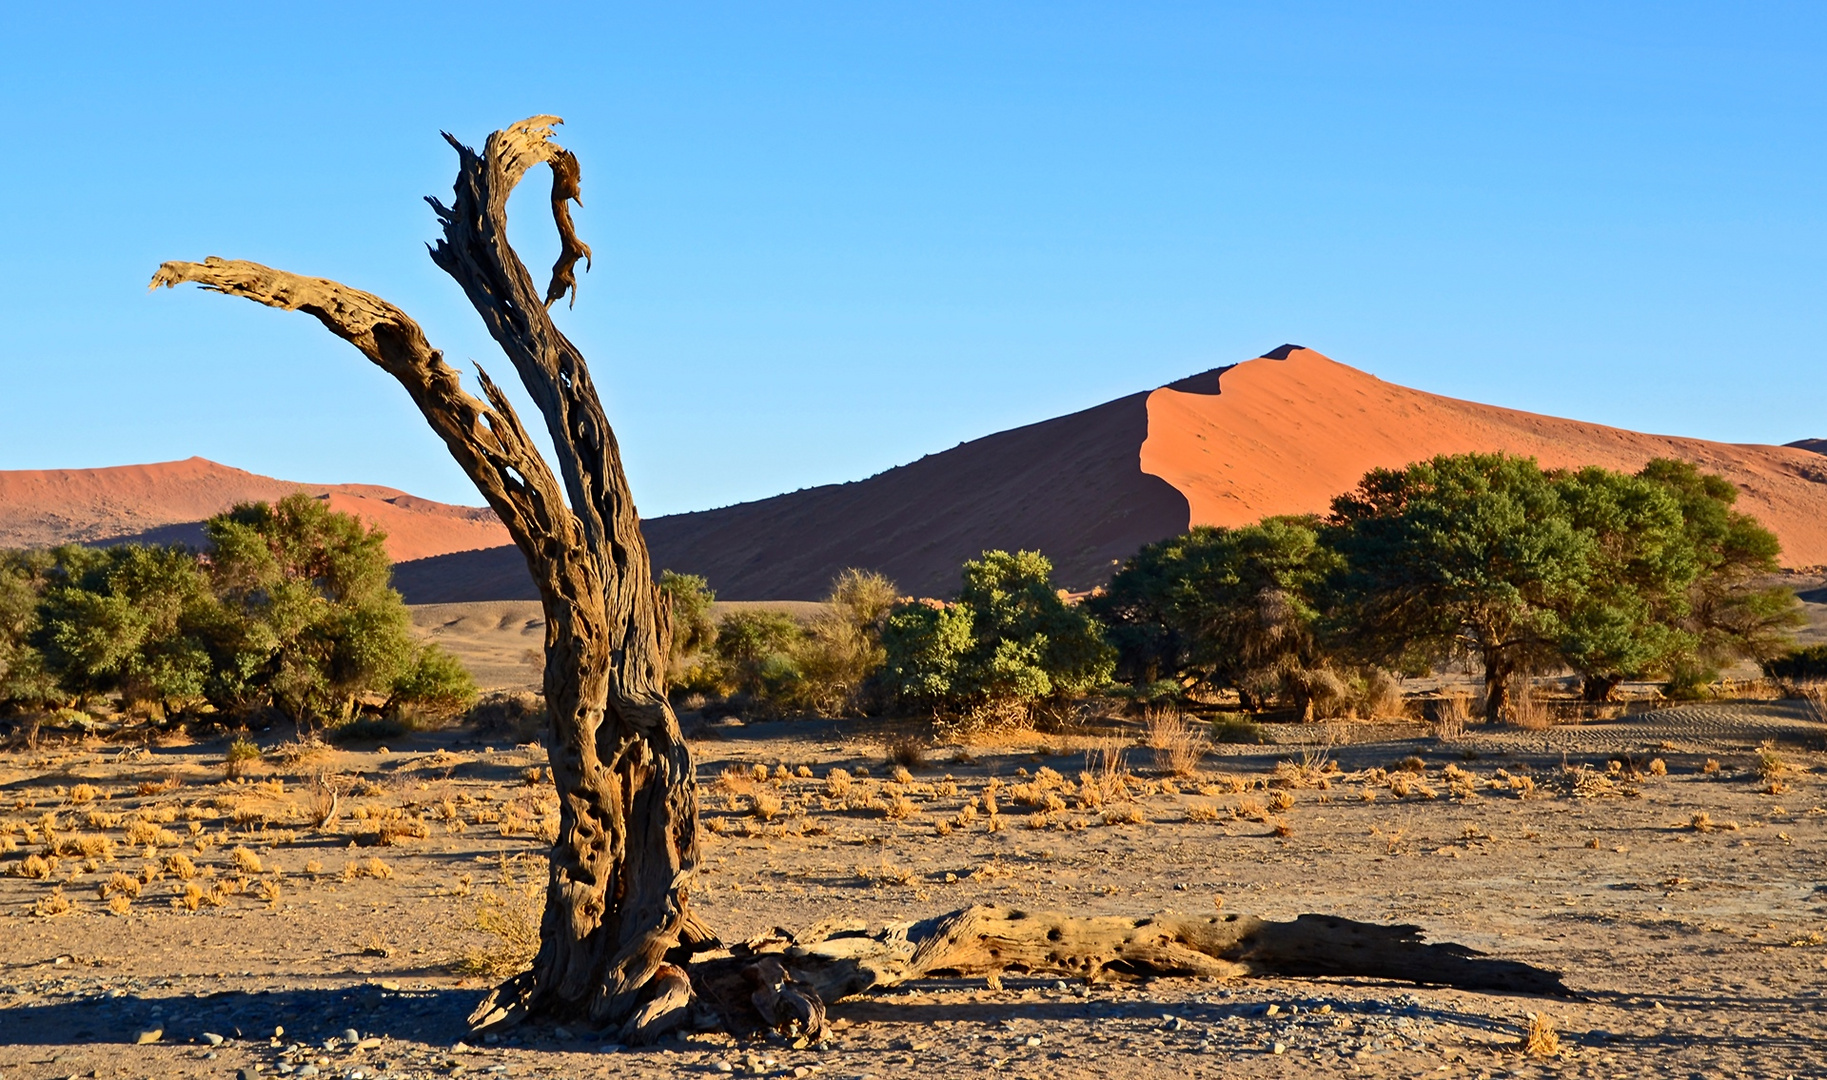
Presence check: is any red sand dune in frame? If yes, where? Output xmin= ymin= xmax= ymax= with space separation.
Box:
xmin=8 ymin=350 xmax=1825 ymax=602
xmin=0 ymin=457 xmax=509 ymax=565
xmin=391 ymin=347 xmax=1827 ymax=602
xmin=1142 ymin=348 xmax=1827 ymax=567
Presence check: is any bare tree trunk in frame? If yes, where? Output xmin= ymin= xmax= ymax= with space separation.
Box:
xmin=154 ymin=117 xmax=701 ymax=1040
xmin=156 ymin=115 xmax=1569 ymax=1045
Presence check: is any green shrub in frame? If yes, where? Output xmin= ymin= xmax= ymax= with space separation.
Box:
xmin=1765 ymin=644 xmax=1827 ymax=681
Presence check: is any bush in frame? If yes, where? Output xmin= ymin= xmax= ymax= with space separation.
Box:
xmin=882 ymin=550 xmax=1113 ymax=723
xmin=389 ymin=644 xmax=477 ymax=721
xmin=1765 ymin=644 xmax=1827 ymax=682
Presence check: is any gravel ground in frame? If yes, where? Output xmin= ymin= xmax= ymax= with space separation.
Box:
xmin=1 ymin=702 xmax=1824 ymax=1079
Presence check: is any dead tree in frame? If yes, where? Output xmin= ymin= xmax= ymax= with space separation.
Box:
xmin=156 ymin=116 xmax=1568 ymax=1044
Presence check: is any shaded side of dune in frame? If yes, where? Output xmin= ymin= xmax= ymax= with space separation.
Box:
xmin=395 ymin=390 xmax=1195 ymax=603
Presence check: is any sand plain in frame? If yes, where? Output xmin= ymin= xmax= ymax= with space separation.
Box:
xmin=0 ymin=701 xmax=1823 ymax=1080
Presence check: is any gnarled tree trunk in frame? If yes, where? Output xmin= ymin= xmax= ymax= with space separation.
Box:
xmin=156 ymin=115 xmax=1570 ymax=1046
xmin=154 ymin=117 xmax=702 ymax=1039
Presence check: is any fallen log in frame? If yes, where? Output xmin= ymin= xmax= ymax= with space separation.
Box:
xmin=677 ymin=905 xmax=1571 ymax=1042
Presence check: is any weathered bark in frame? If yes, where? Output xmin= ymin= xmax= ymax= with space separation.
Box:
xmin=153 ymin=116 xmax=699 ymax=1039
xmin=692 ymin=906 xmax=1571 ymax=1040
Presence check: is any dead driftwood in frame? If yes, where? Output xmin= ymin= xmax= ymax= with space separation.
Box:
xmin=679 ymin=905 xmax=1570 ymax=1043
xmin=155 ymin=114 xmax=1571 ymax=1045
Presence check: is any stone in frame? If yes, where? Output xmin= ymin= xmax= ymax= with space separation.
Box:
xmin=204 ymin=1032 xmax=226 ymax=1046
xmin=342 ymin=1028 xmax=361 ymax=1044
xmin=1272 ymin=1042 xmax=1287 ymax=1055
xmin=135 ymin=1028 xmax=162 ymax=1044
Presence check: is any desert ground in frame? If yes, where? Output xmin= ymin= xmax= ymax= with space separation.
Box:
xmin=2 ymin=674 xmax=1825 ymax=1080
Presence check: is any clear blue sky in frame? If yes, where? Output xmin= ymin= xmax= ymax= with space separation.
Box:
xmin=1 ymin=4 xmax=1822 ymax=516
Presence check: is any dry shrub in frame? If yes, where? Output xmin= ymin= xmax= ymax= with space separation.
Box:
xmin=126 ymin=821 xmax=178 ymax=849
xmin=1210 ymin=714 xmax=1265 ymax=745
xmin=455 ymin=884 xmax=542 ymax=976
xmin=17 ymin=853 xmax=53 ymax=879
xmin=1270 ymin=819 xmax=1293 ymax=838
xmin=1101 ymin=804 xmax=1147 ymax=826
xmin=468 ymin=691 xmax=548 ymax=743
xmin=823 ymin=768 xmax=853 ymax=799
xmin=1755 ymin=744 xmax=1788 ymax=781
xmin=1430 ymin=694 xmax=1471 ymax=742
xmin=1354 ymin=668 xmax=1406 ymax=720
xmin=230 ymin=847 xmax=263 ymax=874
xmin=884 ymin=738 xmax=927 ymax=771
xmin=1024 ymin=812 xmax=1049 ymax=830
xmin=346 ymin=856 xmax=393 ymax=880
xmin=1185 ymin=801 xmax=1222 ymax=823
xmin=1145 ymin=713 xmax=1208 ymax=778
xmin=1648 ymin=758 xmax=1668 ymax=777
xmin=1796 ymin=682 xmax=1827 ymax=725
xmin=1521 ymin=1013 xmax=1561 ymax=1058
xmin=889 ymin=765 xmax=914 ymax=785
xmin=223 ymin=737 xmax=263 ymax=779
xmin=1267 ymin=790 xmax=1295 ymax=813
xmin=69 ymin=784 xmax=100 ymax=804
xmin=717 ymin=766 xmax=761 ymax=798
xmin=749 ymin=790 xmax=784 ymax=821
xmin=1506 ymin=683 xmax=1553 ymax=731
xmin=164 ymin=853 xmax=198 ymax=880
xmin=34 ymin=887 xmax=73 ymax=918
xmin=882 ymin=792 xmax=917 ymax=821
xmin=104 ymin=871 xmax=141 ymax=899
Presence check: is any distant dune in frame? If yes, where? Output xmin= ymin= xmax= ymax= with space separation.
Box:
xmin=0 ymin=457 xmax=510 ymax=564
xmin=8 ymin=349 xmax=1826 ymax=602
xmin=391 ymin=347 xmax=1827 ymax=601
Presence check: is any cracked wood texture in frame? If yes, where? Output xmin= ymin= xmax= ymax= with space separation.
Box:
xmin=691 ymin=906 xmax=1571 ymax=1041
xmin=153 ymin=116 xmax=700 ymax=1039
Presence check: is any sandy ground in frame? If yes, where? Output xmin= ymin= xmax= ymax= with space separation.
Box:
xmin=407 ymin=602 xmax=830 ymax=692
xmin=0 ymin=702 xmax=1824 ymax=1080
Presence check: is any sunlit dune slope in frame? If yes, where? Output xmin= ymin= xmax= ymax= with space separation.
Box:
xmin=0 ymin=457 xmax=509 ymax=564
xmin=1142 ymin=349 xmax=1827 ymax=566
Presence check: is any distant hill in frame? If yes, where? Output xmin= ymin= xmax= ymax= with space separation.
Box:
xmin=10 ymin=348 xmax=1827 ymax=601
xmin=395 ymin=346 xmax=1827 ymax=601
xmin=0 ymin=457 xmax=509 ymax=565
xmin=1788 ymin=438 xmax=1827 ymax=457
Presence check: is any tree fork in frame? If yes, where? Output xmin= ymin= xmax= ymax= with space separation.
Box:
xmin=154 ymin=116 xmax=701 ymax=1039
xmin=155 ymin=115 xmax=1571 ymax=1045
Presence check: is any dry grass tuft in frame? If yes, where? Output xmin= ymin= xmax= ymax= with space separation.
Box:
xmin=69 ymin=783 xmax=100 ymax=804
xmin=34 ymin=887 xmax=73 ymax=917
xmin=1185 ymin=800 xmax=1222 ymax=823
xmin=455 ymin=884 xmax=542 ymax=977
xmin=1145 ymin=713 xmax=1208 ymax=778
xmin=749 ymin=790 xmax=784 ymax=822
xmin=1521 ymin=1013 xmax=1561 ymax=1058
xmin=231 ymin=846 xmax=264 ymax=874
xmin=223 ymin=737 xmax=262 ymax=779
xmin=884 ymin=738 xmax=927 ymax=771
xmin=1648 ymin=758 xmax=1668 ymax=777
xmin=1101 ymin=804 xmax=1147 ymax=826
xmin=882 ymin=792 xmax=918 ymax=821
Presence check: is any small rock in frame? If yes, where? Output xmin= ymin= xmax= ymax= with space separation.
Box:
xmin=135 ymin=1028 xmax=163 ymax=1044
xmin=203 ymin=1031 xmax=226 ymax=1046
xmin=1263 ymin=1004 xmax=1280 ymax=1017
xmin=275 ymin=1026 xmax=286 ymax=1038
xmin=357 ymin=1038 xmax=382 ymax=1050
xmin=342 ymin=1028 xmax=361 ymax=1044
xmin=377 ymin=981 xmax=402 ymax=991
xmin=552 ymin=1026 xmax=573 ymax=1041
xmin=1024 ymin=1035 xmax=1042 ymax=1046
xmin=713 ymin=1061 xmax=734 ymax=1074
xmin=297 ymin=1067 xmax=319 ymax=1078
xmin=1272 ymin=1042 xmax=1287 ymax=1055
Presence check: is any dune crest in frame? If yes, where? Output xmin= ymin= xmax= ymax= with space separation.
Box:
xmin=0 ymin=457 xmax=510 ymax=564
xmin=1141 ymin=349 xmax=1827 ymax=566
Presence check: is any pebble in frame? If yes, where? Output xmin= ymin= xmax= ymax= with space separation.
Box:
xmin=1025 ymin=1035 xmax=1042 ymax=1046
xmin=297 ymin=1067 xmax=318 ymax=1078
xmin=1264 ymin=1004 xmax=1280 ymax=1017
xmin=1272 ymin=1042 xmax=1287 ymax=1055
xmin=135 ymin=1027 xmax=162 ymax=1044
xmin=713 ymin=1061 xmax=734 ymax=1074
xmin=203 ymin=1031 xmax=226 ymax=1046
xmin=342 ymin=1028 xmax=361 ymax=1044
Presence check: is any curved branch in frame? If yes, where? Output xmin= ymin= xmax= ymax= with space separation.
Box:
xmin=147 ymin=257 xmax=581 ymax=591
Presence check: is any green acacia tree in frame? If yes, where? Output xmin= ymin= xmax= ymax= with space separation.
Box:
xmin=1325 ymin=453 xmax=1592 ymax=720
xmin=1636 ymin=459 xmax=1801 ymax=672
xmin=35 ymin=544 xmax=218 ymax=708
xmin=0 ymin=550 xmax=56 ymax=706
xmin=1093 ymin=516 xmax=1337 ymax=706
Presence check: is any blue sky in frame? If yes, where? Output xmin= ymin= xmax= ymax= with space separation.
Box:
xmin=1 ymin=3 xmax=1822 ymax=515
